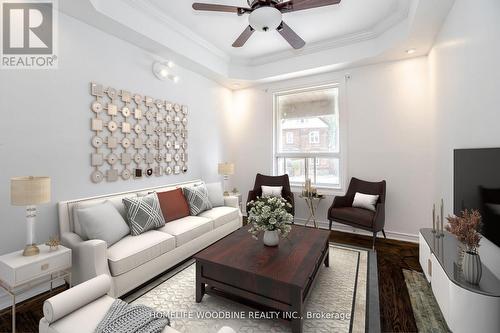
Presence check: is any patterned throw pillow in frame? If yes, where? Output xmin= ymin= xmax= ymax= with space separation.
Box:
xmin=183 ymin=184 xmax=213 ymax=215
xmin=122 ymin=193 xmax=165 ymax=236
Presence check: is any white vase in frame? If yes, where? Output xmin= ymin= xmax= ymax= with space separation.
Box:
xmin=457 ymin=242 xmax=466 ymax=271
xmin=462 ymin=251 xmax=482 ymax=285
xmin=263 ymin=230 xmax=279 ymax=247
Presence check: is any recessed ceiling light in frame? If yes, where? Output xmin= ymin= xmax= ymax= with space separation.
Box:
xmin=159 ymin=69 xmax=168 ymax=78
xmin=167 ymin=61 xmax=174 ymax=68
xmin=406 ymin=48 xmax=416 ymax=55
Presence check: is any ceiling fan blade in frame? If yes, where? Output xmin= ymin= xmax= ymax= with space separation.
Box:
xmin=277 ymin=0 xmax=341 ymax=13
xmin=277 ymin=21 xmax=305 ymax=49
xmin=232 ymin=26 xmax=255 ymax=47
xmin=192 ymin=3 xmax=250 ymax=14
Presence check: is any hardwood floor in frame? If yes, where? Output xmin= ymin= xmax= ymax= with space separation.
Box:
xmin=0 ymin=285 xmax=66 ymax=333
xmin=330 ymin=230 xmax=422 ymax=333
xmin=0 ymin=230 xmax=421 ymax=333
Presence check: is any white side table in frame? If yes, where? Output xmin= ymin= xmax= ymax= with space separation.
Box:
xmin=228 ymin=192 xmax=243 ymax=211
xmin=0 ymin=245 xmax=71 ymax=333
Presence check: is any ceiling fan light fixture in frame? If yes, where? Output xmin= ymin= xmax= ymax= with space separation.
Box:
xmin=249 ymin=6 xmax=282 ymax=32
xmin=193 ymin=0 xmax=342 ymax=49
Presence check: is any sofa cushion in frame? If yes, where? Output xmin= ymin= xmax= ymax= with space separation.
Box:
xmin=76 ymin=201 xmax=130 ymax=247
xmin=332 ymin=207 xmax=375 ymax=228
xmin=183 ymin=185 xmax=213 ymax=215
xmin=156 ymin=188 xmax=190 ymax=222
xmin=42 ymin=294 xmax=182 ymax=333
xmin=261 ymin=185 xmax=283 ymax=197
xmin=157 ymin=216 xmax=213 ymax=247
xmin=44 ymin=295 xmax=115 ymax=333
xmin=199 ymin=207 xmax=240 ymax=228
xmin=107 ymin=231 xmax=175 ymax=276
xmin=71 ymin=195 xmax=132 ymax=240
xmin=352 ymin=192 xmax=379 ymax=212
xmin=204 ymin=182 xmax=225 ymax=207
xmin=122 ymin=193 xmax=165 ymax=236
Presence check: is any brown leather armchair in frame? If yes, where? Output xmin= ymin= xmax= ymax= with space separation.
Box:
xmin=328 ymin=177 xmax=386 ymax=249
xmin=246 ymin=174 xmax=295 ymax=216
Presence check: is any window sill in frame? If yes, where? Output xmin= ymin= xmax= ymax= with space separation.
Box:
xmin=290 ymin=185 xmax=345 ymax=197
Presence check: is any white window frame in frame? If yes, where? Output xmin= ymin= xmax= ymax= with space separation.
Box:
xmin=309 ymin=131 xmax=320 ymax=144
xmin=272 ymin=82 xmax=348 ymax=193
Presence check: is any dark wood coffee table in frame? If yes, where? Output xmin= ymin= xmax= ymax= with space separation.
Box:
xmin=194 ymin=225 xmax=330 ymax=333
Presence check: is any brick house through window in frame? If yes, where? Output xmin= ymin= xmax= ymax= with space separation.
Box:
xmin=274 ymin=85 xmax=342 ymax=188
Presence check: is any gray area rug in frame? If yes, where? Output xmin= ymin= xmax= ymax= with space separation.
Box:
xmin=403 ymin=269 xmax=449 ymax=333
xmin=131 ymin=245 xmax=368 ymax=333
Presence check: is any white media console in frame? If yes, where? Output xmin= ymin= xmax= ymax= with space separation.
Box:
xmin=419 ymin=229 xmax=500 ymax=333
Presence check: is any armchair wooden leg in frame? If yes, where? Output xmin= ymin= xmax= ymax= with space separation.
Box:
xmin=382 ymin=229 xmax=387 ymax=239
xmin=372 ymin=231 xmax=377 ymax=250
xmin=328 ymin=220 xmax=333 ymax=230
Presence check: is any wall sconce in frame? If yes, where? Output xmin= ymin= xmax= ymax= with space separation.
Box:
xmin=153 ymin=61 xmax=179 ymax=83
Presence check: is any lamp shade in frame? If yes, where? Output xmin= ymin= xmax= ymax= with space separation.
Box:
xmin=11 ymin=176 xmax=51 ymax=206
xmin=218 ymin=163 xmax=235 ymax=176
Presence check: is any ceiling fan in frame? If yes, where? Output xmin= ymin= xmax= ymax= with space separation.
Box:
xmin=192 ymin=0 xmax=342 ymax=49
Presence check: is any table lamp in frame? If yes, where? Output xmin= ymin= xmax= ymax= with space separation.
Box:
xmin=11 ymin=176 xmax=51 ymax=256
xmin=218 ymin=162 xmax=234 ymax=196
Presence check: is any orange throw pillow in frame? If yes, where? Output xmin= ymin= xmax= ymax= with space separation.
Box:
xmin=156 ymin=188 xmax=190 ymax=222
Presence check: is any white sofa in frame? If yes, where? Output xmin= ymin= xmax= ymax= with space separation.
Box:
xmin=40 ymin=275 xmax=236 ymax=333
xmin=58 ymin=180 xmax=242 ymax=297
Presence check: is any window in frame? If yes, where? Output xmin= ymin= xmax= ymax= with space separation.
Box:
xmin=309 ymin=131 xmax=320 ymax=144
xmin=274 ymin=84 xmax=342 ymax=189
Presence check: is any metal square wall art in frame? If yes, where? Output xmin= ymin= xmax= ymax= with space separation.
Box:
xmin=89 ymin=82 xmax=188 ymax=183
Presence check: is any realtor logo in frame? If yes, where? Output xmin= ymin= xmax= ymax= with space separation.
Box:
xmin=1 ymin=0 xmax=58 ymax=69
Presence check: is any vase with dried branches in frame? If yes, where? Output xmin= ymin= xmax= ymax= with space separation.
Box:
xmin=445 ymin=209 xmax=483 ymax=284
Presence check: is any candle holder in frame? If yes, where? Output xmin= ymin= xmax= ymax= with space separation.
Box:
xmin=439 ymin=198 xmax=445 ymax=237
xmin=432 ymin=204 xmax=437 ymax=233
xmin=436 ymin=216 xmax=442 ymax=238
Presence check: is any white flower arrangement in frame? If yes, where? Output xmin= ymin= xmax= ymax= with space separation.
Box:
xmin=247 ymin=196 xmax=293 ymax=240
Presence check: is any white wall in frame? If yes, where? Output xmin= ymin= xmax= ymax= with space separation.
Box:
xmin=0 ymin=13 xmax=232 ymax=255
xmin=224 ymin=0 xmax=500 ymax=247
xmin=429 ymin=0 xmax=500 ymax=216
xmin=228 ymin=57 xmax=433 ymax=241
xmin=1 ymin=0 xmax=498 ymax=253
xmin=429 ymin=0 xmax=500 ymax=265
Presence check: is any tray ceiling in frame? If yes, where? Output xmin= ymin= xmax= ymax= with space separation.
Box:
xmin=144 ymin=0 xmax=406 ymax=61
xmin=60 ymin=0 xmax=455 ymax=87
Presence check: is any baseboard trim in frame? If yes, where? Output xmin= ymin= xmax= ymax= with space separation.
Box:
xmin=244 ymin=211 xmax=419 ymax=243
xmin=292 ymin=217 xmax=419 ymax=243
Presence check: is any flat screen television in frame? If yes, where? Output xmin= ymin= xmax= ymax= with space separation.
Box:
xmin=454 ymin=148 xmax=500 ymax=247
